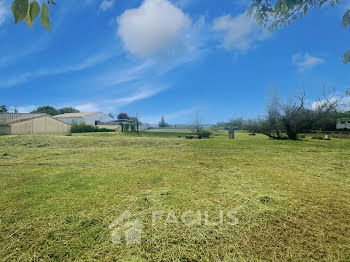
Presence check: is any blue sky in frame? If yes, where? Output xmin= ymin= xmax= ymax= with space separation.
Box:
xmin=0 ymin=0 xmax=349 ymax=124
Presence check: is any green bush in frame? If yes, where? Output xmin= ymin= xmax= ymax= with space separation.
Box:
xmin=71 ymin=123 xmax=114 ymax=133
xmin=198 ymin=130 xmax=212 ymax=139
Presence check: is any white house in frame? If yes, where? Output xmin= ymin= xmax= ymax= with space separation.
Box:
xmin=54 ymin=112 xmax=113 ymax=125
xmin=336 ymin=118 xmax=350 ymax=130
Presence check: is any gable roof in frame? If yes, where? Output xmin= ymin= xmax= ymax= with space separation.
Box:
xmin=54 ymin=112 xmax=99 ymax=118
xmin=0 ymin=113 xmax=45 ymax=125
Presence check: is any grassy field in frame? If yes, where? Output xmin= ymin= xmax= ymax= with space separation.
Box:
xmin=0 ymin=131 xmax=349 ymax=261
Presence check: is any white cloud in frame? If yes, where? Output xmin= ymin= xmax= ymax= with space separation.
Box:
xmin=212 ymin=13 xmax=269 ymax=52
xmin=100 ymin=0 xmax=114 ymax=11
xmin=99 ymin=61 xmax=154 ymax=86
xmin=73 ymin=85 xmax=168 ymax=113
xmin=0 ymin=1 xmax=10 ymax=26
xmin=108 ymin=85 xmax=168 ymax=106
xmin=292 ymin=53 xmax=325 ymax=71
xmin=117 ymin=0 xmax=191 ymax=57
xmin=3 ymin=52 xmax=115 ymax=87
xmin=8 ymin=105 xmax=37 ymax=113
xmin=311 ymin=96 xmax=350 ymax=112
xmin=75 ymin=103 xmax=101 ymax=112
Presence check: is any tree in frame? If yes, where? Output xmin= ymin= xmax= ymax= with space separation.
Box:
xmin=118 ymin=113 xmax=129 ymax=120
xmin=159 ymin=115 xmax=168 ymax=128
xmin=192 ymin=110 xmax=212 ymax=138
xmin=108 ymin=113 xmax=114 ymax=118
xmin=58 ymin=107 xmax=80 ymax=114
xmin=265 ymin=87 xmax=283 ymax=138
xmin=11 ymin=0 xmax=54 ymax=32
xmin=0 ymin=105 xmax=8 ymax=112
xmin=248 ymin=0 xmax=350 ymax=64
xmin=31 ymin=105 xmax=59 ymax=116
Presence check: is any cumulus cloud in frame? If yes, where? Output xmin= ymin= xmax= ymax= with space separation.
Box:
xmin=212 ymin=13 xmax=269 ymax=52
xmin=100 ymin=0 xmax=114 ymax=11
xmin=117 ymin=0 xmax=191 ymax=57
xmin=292 ymin=53 xmax=324 ymax=71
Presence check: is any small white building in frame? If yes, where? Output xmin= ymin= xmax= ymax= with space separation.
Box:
xmin=54 ymin=112 xmax=113 ymax=125
xmin=336 ymin=118 xmax=350 ymax=130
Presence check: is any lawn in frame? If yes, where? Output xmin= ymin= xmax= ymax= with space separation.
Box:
xmin=0 ymin=131 xmax=349 ymax=261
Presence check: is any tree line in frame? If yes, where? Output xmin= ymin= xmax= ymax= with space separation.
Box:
xmin=214 ymin=87 xmax=350 ymax=140
xmin=0 ymin=105 xmax=80 ymax=115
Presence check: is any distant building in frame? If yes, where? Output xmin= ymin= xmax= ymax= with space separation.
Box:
xmin=0 ymin=113 xmax=71 ymax=135
xmin=54 ymin=112 xmax=113 ymax=125
xmin=336 ymin=118 xmax=350 ymax=130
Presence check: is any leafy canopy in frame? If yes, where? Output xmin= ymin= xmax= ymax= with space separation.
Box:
xmin=248 ymin=0 xmax=350 ymax=64
xmin=31 ymin=106 xmax=80 ymax=116
xmin=0 ymin=105 xmax=8 ymax=113
xmin=11 ymin=0 xmax=53 ymax=32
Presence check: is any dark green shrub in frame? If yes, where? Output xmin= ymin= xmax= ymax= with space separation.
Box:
xmin=198 ymin=130 xmax=212 ymax=139
xmin=71 ymin=123 xmax=114 ymax=133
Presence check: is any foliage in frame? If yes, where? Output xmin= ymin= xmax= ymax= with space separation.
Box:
xmin=0 ymin=105 xmax=8 ymax=113
xmin=212 ymin=118 xmax=245 ymax=130
xmin=31 ymin=106 xmax=79 ymax=116
xmin=12 ymin=0 xmax=53 ymax=32
xmin=118 ymin=112 xmax=129 ymax=120
xmin=124 ymin=124 xmax=130 ymax=132
xmin=58 ymin=107 xmax=80 ymax=114
xmin=159 ymin=115 xmax=169 ymax=128
xmin=108 ymin=113 xmax=114 ymax=118
xmin=71 ymin=123 xmax=114 ymax=133
xmin=249 ymin=0 xmax=350 ymax=64
xmin=31 ymin=105 xmax=59 ymax=116
xmin=252 ymin=86 xmax=342 ymax=139
xmin=197 ymin=130 xmax=212 ymax=139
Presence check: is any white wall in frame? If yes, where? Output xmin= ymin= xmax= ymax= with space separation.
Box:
xmin=56 ymin=113 xmax=113 ymax=125
xmin=336 ymin=119 xmax=350 ymax=130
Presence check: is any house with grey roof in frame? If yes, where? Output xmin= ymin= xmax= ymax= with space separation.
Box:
xmin=54 ymin=112 xmax=113 ymax=125
xmin=0 ymin=113 xmax=71 ymax=135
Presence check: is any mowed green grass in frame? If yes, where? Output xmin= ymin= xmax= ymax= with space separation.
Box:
xmin=0 ymin=131 xmax=349 ymax=261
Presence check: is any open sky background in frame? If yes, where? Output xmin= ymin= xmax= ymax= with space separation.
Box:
xmin=0 ymin=0 xmax=349 ymax=124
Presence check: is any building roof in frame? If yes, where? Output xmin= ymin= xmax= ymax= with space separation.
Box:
xmin=54 ymin=112 xmax=99 ymax=118
xmin=0 ymin=113 xmax=45 ymax=125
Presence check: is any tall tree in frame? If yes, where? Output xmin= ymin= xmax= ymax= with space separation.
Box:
xmin=249 ymin=0 xmax=350 ymax=64
xmin=31 ymin=106 xmax=59 ymax=116
xmin=58 ymin=107 xmax=80 ymax=114
xmin=192 ymin=110 xmax=204 ymax=134
xmin=0 ymin=105 xmax=8 ymax=112
xmin=118 ymin=113 xmax=129 ymax=120
xmin=159 ymin=115 xmax=168 ymax=128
